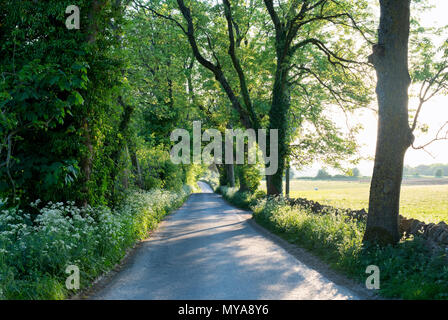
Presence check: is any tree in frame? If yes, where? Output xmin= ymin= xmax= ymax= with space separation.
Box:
xmin=124 ymin=6 xmax=211 ymax=192
xmin=262 ymin=0 xmax=371 ymax=195
xmin=363 ymin=0 xmax=414 ymax=245
xmin=316 ymin=169 xmax=331 ymax=179
xmin=435 ymin=168 xmax=443 ymax=178
xmin=141 ymin=0 xmax=373 ymax=195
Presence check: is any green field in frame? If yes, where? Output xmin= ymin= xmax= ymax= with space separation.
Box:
xmin=260 ymin=179 xmax=448 ymax=224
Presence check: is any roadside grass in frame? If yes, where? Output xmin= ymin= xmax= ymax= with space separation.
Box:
xmin=0 ymin=186 xmax=191 ymax=300
xmin=260 ymin=180 xmax=448 ymax=224
xmin=218 ymin=186 xmax=448 ymax=300
xmin=216 ymin=186 xmax=265 ymax=210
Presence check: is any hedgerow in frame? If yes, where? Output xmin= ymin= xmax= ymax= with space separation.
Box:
xmin=0 ymin=187 xmax=190 ymax=300
xmin=222 ymin=191 xmax=448 ymax=300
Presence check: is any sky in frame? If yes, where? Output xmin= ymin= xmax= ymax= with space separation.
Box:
xmin=296 ymin=0 xmax=448 ymax=177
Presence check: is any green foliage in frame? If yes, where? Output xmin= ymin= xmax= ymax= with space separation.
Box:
xmin=137 ymin=146 xmax=179 ymax=190
xmin=136 ymin=144 xmax=200 ymax=192
xmin=218 ymin=165 xmax=231 ymax=187
xmin=360 ymin=240 xmax=448 ymax=299
xmin=315 ymin=169 xmax=331 ymax=179
xmin=143 ymin=0 xmax=374 ymax=195
xmin=201 ymin=169 xmax=220 ymax=190
xmin=236 ymin=164 xmax=262 ymax=193
xmin=1 ymin=0 xmax=446 ymax=301
xmin=0 ymin=187 xmax=190 ymax=300
xmin=435 ymin=169 xmax=444 ymax=178
xmin=351 ymin=168 xmax=361 ymax=177
xmin=124 ymin=7 xmax=195 ymax=146
xmin=217 ymin=186 xmax=266 ymax=210
xmin=184 ymin=164 xmax=206 ymax=192
xmin=0 ymin=0 xmax=129 ymax=206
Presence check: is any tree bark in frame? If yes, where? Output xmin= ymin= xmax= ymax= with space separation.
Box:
xmin=238 ymin=166 xmax=249 ymax=192
xmin=226 ymin=163 xmax=235 ymax=187
xmin=266 ymin=50 xmax=291 ymax=195
xmin=176 ymin=0 xmax=254 ymax=130
xmin=79 ymin=0 xmax=105 ymax=206
xmin=263 ymin=0 xmax=294 ymax=196
xmin=110 ymin=97 xmax=134 ymax=198
xmin=217 ymin=164 xmax=228 ymax=186
xmin=80 ymin=116 xmax=94 ymax=206
xmin=128 ymin=142 xmax=143 ymax=188
xmin=285 ymin=164 xmax=290 ymax=198
xmin=363 ymin=0 xmax=414 ymax=245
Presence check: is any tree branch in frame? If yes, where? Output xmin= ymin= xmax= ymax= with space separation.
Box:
xmin=175 ymin=0 xmax=253 ymax=129
xmin=263 ymin=0 xmax=283 ymax=36
xmin=292 ymin=38 xmax=362 ymax=68
xmin=412 ymin=121 xmax=448 ymax=150
xmin=223 ymin=0 xmax=259 ymax=129
xmin=134 ymin=0 xmax=187 ymax=35
xmin=411 ymin=64 xmax=448 ymax=132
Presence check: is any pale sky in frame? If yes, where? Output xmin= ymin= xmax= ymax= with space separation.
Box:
xmin=297 ymin=0 xmax=448 ymax=177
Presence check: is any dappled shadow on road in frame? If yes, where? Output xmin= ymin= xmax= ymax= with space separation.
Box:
xmin=146 ymin=221 xmax=247 ymax=242
xmin=93 ymin=191 xmax=357 ymax=300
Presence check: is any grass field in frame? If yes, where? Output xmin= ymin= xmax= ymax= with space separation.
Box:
xmin=260 ymin=179 xmax=448 ymax=224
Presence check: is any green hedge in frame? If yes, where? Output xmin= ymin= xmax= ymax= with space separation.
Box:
xmin=216 ymin=186 xmax=266 ymax=210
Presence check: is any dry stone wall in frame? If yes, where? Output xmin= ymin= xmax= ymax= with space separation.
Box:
xmin=287 ymin=197 xmax=448 ymax=247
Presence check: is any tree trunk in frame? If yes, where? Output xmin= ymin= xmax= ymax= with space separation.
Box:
xmin=80 ymin=117 xmax=94 ymax=206
xmin=218 ymin=164 xmax=228 ymax=186
xmin=226 ymin=163 xmax=235 ymax=188
xmin=218 ymin=135 xmax=235 ymax=188
xmin=363 ymin=0 xmax=414 ymax=245
xmin=121 ymin=145 xmax=130 ymax=189
xmin=79 ymin=0 xmax=105 ymax=206
xmin=238 ymin=165 xmax=249 ymax=192
xmin=135 ymin=153 xmax=143 ymax=188
xmin=285 ymin=164 xmax=290 ymax=198
xmin=266 ymin=53 xmax=290 ymax=196
xmin=127 ymin=141 xmax=143 ymax=188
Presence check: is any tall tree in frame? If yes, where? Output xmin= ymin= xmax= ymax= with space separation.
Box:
xmin=141 ymin=0 xmax=372 ymax=195
xmin=363 ymin=0 xmax=414 ymax=245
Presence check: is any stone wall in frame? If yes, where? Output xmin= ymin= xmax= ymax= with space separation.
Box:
xmin=399 ymin=218 xmax=448 ymax=246
xmin=287 ymin=197 xmax=448 ymax=247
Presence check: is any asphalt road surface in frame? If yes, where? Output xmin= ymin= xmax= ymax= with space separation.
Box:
xmin=92 ymin=181 xmax=359 ymax=300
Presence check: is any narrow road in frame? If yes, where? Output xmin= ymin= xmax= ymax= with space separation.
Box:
xmin=92 ymin=182 xmax=359 ymax=300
